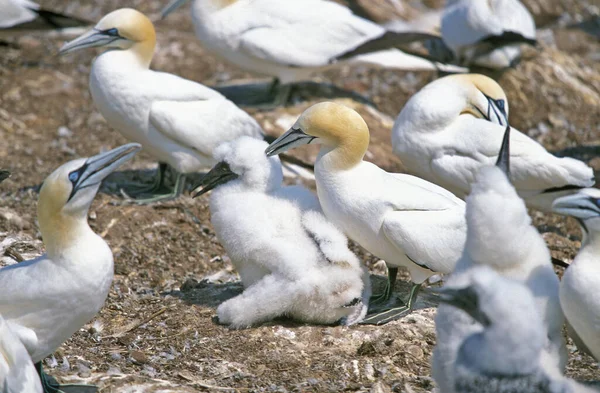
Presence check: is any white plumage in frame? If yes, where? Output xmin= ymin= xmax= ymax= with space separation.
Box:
xmin=193 ymin=137 xmax=370 ymax=328
xmin=265 ymin=102 xmax=467 ymax=324
xmin=59 ymin=8 xmax=264 ymax=201
xmin=0 ymin=144 xmax=139 ymax=385
xmin=553 ymin=188 xmax=600 ymax=362
xmin=437 ymin=266 xmax=595 ymax=393
xmin=161 ymin=0 xmax=465 ymax=94
xmin=392 ymin=74 xmax=594 ymax=212
xmin=0 ymin=314 xmax=42 ymax=393
xmin=432 ymin=128 xmax=567 ymax=393
xmin=441 ymin=0 xmax=536 ymax=69
xmin=0 ymin=0 xmax=38 ymax=28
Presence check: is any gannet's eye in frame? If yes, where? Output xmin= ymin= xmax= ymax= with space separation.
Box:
xmin=104 ymin=28 xmax=120 ymax=37
xmin=68 ymin=171 xmax=80 ymax=184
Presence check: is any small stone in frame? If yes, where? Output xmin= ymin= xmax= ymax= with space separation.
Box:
xmin=130 ymin=350 xmax=148 ymax=364
xmin=406 ymin=344 xmax=424 ymax=359
xmin=57 ymin=126 xmax=73 ymax=138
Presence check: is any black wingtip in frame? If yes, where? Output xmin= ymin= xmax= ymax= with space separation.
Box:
xmin=496 ymin=124 xmax=511 ymax=177
xmin=481 ymin=31 xmax=538 ymax=48
xmin=335 ymin=31 xmax=444 ymax=61
xmin=0 ymin=170 xmax=10 ymax=184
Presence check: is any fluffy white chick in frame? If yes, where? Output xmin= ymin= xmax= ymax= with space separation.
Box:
xmin=432 ymin=127 xmax=567 ymax=393
xmin=193 ymin=136 xmax=370 ymax=328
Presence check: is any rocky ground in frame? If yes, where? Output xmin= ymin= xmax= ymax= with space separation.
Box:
xmin=0 ymin=0 xmax=599 ymax=392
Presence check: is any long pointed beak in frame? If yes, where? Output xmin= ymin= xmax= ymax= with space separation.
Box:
xmin=0 ymin=170 xmax=10 ymax=184
xmin=435 ymin=286 xmax=491 ymax=326
xmin=58 ymin=29 xmax=118 ymax=55
xmin=192 ymin=161 xmax=239 ymax=198
xmin=69 ymin=143 xmax=141 ymax=201
xmin=265 ymin=127 xmax=317 ymax=157
xmin=552 ymin=191 xmax=600 ymax=219
xmin=495 ymin=124 xmax=511 ymax=177
xmin=161 ymin=0 xmax=190 ymax=19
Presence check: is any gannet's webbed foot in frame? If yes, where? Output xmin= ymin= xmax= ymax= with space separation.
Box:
xmin=128 ymin=173 xmax=186 ymax=205
xmin=369 ymin=267 xmax=398 ymax=306
xmin=121 ymin=162 xmax=169 ymax=196
xmin=360 ymin=282 xmax=422 ymax=325
xmin=36 ymin=362 xmax=99 ymax=393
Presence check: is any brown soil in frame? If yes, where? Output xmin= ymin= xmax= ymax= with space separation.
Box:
xmin=0 ymin=0 xmax=599 ymax=392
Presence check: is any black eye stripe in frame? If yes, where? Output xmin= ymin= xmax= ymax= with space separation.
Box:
xmin=68 ymin=163 xmax=88 ymax=186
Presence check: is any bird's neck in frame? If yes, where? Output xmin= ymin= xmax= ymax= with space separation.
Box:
xmin=317 ymin=134 xmax=369 ymax=172
xmin=97 ymin=40 xmax=155 ymax=70
xmin=580 ymin=226 xmax=600 ymax=255
xmin=38 ymin=210 xmax=95 ymax=260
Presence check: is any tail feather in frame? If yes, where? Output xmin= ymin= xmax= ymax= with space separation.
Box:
xmin=336 ymin=31 xmax=444 ymax=60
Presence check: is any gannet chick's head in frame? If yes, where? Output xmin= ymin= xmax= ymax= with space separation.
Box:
xmin=400 ymin=74 xmax=509 ymax=129
xmin=193 ymin=137 xmax=283 ymax=197
xmin=265 ymin=102 xmax=369 ymax=170
xmin=553 ymin=188 xmax=600 ymax=235
xmin=37 ymin=144 xmax=141 ymax=255
xmin=58 ymin=8 xmax=156 ymax=67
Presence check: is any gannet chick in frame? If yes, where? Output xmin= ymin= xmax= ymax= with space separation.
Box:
xmin=265 ymin=102 xmax=467 ymax=325
xmin=0 ymin=314 xmax=43 ymax=393
xmin=553 ymin=188 xmax=600 ymax=362
xmin=58 ymin=8 xmax=265 ymax=204
xmin=160 ymin=0 xmax=467 ymax=106
xmin=440 ymin=0 xmax=536 ymax=69
xmin=192 ymin=136 xmax=370 ymax=328
xmin=392 ymin=74 xmax=595 ymax=212
xmin=432 ymin=126 xmax=567 ymax=393
xmin=0 ymin=143 xmax=140 ymax=392
xmin=438 ymin=266 xmax=594 ymax=393
xmin=0 ymin=0 xmax=86 ymax=32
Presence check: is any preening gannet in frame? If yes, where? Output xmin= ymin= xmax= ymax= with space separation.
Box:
xmin=265 ymin=102 xmax=467 ymax=324
xmin=160 ymin=0 xmax=466 ymax=105
xmin=0 ymin=314 xmax=43 ymax=393
xmin=193 ymin=137 xmax=370 ymax=328
xmin=432 ymin=126 xmax=567 ymax=393
xmin=553 ymin=188 xmax=600 ymax=362
xmin=439 ymin=0 xmax=537 ymax=69
xmin=437 ymin=266 xmax=594 ymax=393
xmin=0 ymin=0 xmax=86 ymax=32
xmin=392 ymin=74 xmax=595 ymax=212
xmin=0 ymin=143 xmax=140 ymax=393
xmin=58 ymin=8 xmax=265 ymax=203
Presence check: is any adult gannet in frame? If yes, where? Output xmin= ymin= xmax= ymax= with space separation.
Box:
xmin=437 ymin=266 xmax=596 ymax=393
xmin=392 ymin=74 xmax=595 ymax=212
xmin=0 ymin=143 xmax=140 ymax=393
xmin=553 ymin=188 xmax=600 ymax=362
xmin=439 ymin=0 xmax=537 ymax=69
xmin=265 ymin=102 xmax=467 ymax=324
xmin=160 ymin=0 xmax=467 ymax=106
xmin=432 ymin=126 xmax=567 ymax=393
xmin=58 ymin=8 xmax=266 ymax=203
xmin=193 ymin=136 xmax=370 ymax=328
xmin=0 ymin=0 xmax=86 ymax=32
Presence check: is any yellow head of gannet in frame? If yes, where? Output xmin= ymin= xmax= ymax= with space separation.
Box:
xmin=450 ymin=74 xmax=509 ymax=126
xmin=58 ymin=8 xmax=156 ymax=68
xmin=37 ymin=143 xmax=140 ymax=256
xmin=266 ymin=102 xmax=369 ymax=170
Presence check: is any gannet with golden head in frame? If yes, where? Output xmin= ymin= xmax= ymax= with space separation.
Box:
xmin=160 ymin=0 xmax=467 ymax=106
xmin=432 ymin=127 xmax=567 ymax=393
xmin=193 ymin=137 xmax=370 ymax=328
xmin=440 ymin=0 xmax=536 ymax=69
xmin=58 ymin=8 xmax=264 ymax=203
xmin=0 ymin=143 xmax=140 ymax=392
xmin=266 ymin=102 xmax=467 ymax=324
xmin=553 ymin=188 xmax=600 ymax=362
xmin=392 ymin=74 xmax=595 ymax=212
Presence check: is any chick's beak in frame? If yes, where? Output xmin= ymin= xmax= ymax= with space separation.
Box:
xmin=436 ymin=286 xmax=491 ymax=327
xmin=265 ymin=127 xmax=317 ymax=157
xmin=192 ymin=161 xmax=239 ymax=198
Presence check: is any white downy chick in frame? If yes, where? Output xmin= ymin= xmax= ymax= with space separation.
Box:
xmin=193 ymin=136 xmax=370 ymax=328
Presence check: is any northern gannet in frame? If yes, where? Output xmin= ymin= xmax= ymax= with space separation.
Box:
xmin=553 ymin=188 xmax=600 ymax=362
xmin=439 ymin=0 xmax=537 ymax=69
xmin=392 ymin=74 xmax=595 ymax=212
xmin=160 ymin=0 xmax=467 ymax=106
xmin=58 ymin=8 xmax=266 ymax=204
xmin=265 ymin=102 xmax=467 ymax=324
xmin=0 ymin=0 xmax=86 ymax=31
xmin=0 ymin=143 xmax=140 ymax=392
xmin=432 ymin=126 xmax=567 ymax=393
xmin=0 ymin=314 xmax=43 ymax=393
xmin=437 ymin=266 xmax=595 ymax=393
xmin=193 ymin=136 xmax=370 ymax=328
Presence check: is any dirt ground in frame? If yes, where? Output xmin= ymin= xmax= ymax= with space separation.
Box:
xmin=0 ymin=0 xmax=599 ymax=392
